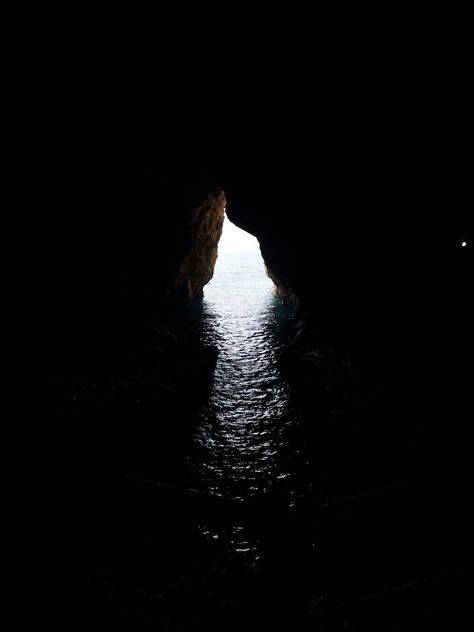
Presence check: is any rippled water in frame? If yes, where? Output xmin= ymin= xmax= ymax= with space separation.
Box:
xmin=190 ymin=250 xmax=297 ymax=499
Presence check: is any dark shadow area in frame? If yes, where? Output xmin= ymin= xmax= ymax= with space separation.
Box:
xmin=13 ymin=7 xmax=473 ymax=630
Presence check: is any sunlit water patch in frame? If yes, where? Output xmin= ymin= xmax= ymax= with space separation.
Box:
xmin=189 ymin=250 xmax=297 ymax=500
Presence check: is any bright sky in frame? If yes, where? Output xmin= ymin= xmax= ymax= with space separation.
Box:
xmin=218 ymin=213 xmax=260 ymax=252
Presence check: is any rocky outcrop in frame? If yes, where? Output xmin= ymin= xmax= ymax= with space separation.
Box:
xmin=165 ymin=189 xmax=226 ymax=302
xmin=36 ymin=172 xmax=227 ymax=369
xmin=259 ymin=237 xmax=299 ymax=309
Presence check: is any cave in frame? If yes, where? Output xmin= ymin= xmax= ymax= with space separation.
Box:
xmin=17 ymin=8 xmax=473 ymax=631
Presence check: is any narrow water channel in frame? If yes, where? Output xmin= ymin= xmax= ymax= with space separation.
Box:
xmin=189 ymin=249 xmax=296 ymax=500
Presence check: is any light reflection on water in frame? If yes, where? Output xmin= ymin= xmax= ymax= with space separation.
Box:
xmin=190 ymin=250 xmax=297 ymax=499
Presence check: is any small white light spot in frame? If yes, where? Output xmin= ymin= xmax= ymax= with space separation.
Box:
xmin=461 ymin=241 xmax=467 ymax=247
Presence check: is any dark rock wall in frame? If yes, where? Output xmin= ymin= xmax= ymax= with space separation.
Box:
xmin=14 ymin=10 xmax=473 ymax=629
xmin=18 ymin=7 xmax=471 ymax=371
xmin=225 ymin=163 xmax=472 ymax=357
xmin=165 ymin=189 xmax=226 ymax=302
xmin=32 ymin=125 xmax=471 ymax=371
xmin=33 ymin=169 xmax=225 ymax=367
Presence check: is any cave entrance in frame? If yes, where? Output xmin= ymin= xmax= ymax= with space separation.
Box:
xmin=218 ymin=213 xmax=261 ymax=255
xmin=193 ymin=214 xmax=293 ymax=499
xmin=204 ymin=213 xmax=273 ymax=303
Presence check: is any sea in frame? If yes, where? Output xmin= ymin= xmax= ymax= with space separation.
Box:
xmin=188 ymin=249 xmax=297 ymax=500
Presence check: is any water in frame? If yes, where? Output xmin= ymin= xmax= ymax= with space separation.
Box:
xmin=189 ymin=250 xmax=297 ymax=500
xmin=181 ymin=249 xmax=392 ymax=584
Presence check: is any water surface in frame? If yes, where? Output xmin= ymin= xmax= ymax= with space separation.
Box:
xmin=189 ymin=250 xmax=297 ymax=500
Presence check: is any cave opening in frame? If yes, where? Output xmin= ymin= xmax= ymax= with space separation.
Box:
xmin=188 ymin=214 xmax=295 ymax=500
xmin=217 ymin=213 xmax=261 ymax=255
xmin=204 ymin=212 xmax=273 ymax=300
